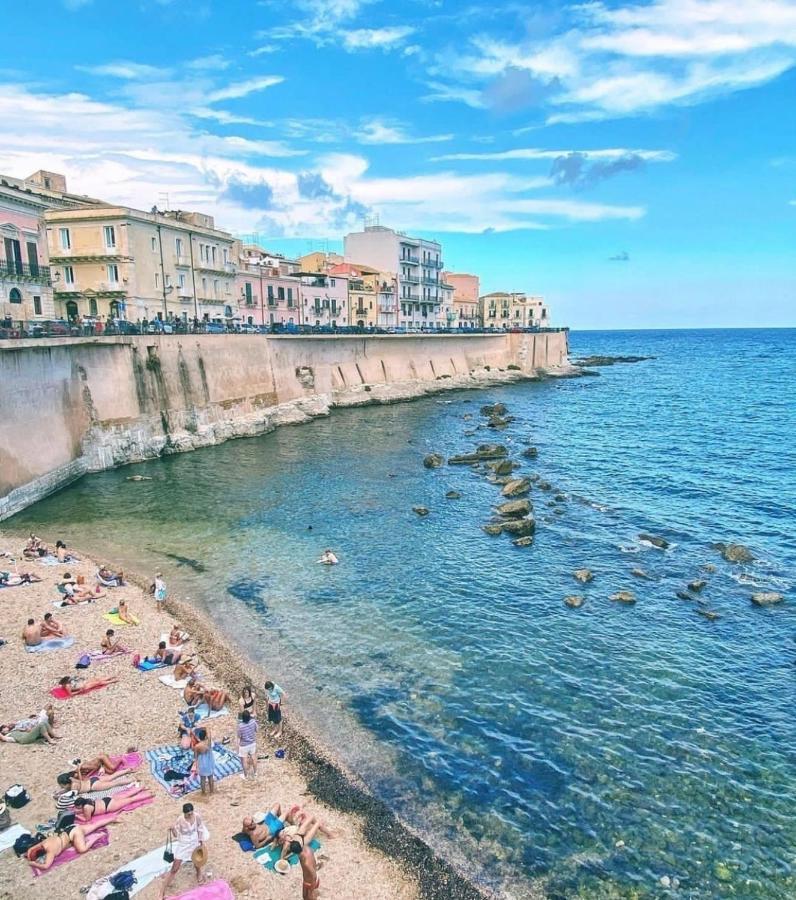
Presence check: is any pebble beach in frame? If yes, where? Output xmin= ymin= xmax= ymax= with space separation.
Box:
xmin=0 ymin=532 xmax=485 ymax=900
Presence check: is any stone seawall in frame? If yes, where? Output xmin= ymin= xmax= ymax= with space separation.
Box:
xmin=0 ymin=331 xmax=570 ymax=519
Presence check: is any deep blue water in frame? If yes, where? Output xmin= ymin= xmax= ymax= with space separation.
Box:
xmin=9 ymin=329 xmax=796 ymax=898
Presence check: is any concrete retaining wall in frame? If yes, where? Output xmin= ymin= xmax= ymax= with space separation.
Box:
xmin=0 ymin=331 xmax=569 ymax=519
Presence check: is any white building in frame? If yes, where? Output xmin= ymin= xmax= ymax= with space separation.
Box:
xmin=344 ymin=225 xmax=445 ymax=330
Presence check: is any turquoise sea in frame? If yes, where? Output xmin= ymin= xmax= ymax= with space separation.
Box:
xmin=9 ymin=328 xmax=796 ymax=898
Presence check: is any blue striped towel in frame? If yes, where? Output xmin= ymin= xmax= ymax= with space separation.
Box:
xmin=146 ymin=743 xmax=242 ymax=797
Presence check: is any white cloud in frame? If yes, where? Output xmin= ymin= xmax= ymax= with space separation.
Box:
xmin=421 ymin=81 xmax=486 ymax=108
xmin=77 ymin=61 xmax=166 ymax=80
xmin=187 ymin=54 xmax=231 ymax=71
xmin=431 ymin=0 xmax=796 ymax=119
xmin=206 ymin=75 xmax=284 ymax=103
xmin=358 ymin=119 xmax=453 ymax=145
xmin=433 ymin=148 xmax=677 ymax=162
xmin=343 ymin=26 xmax=415 ymax=50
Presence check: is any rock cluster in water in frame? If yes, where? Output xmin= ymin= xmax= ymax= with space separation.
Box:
xmin=572 ymin=355 xmax=655 ymax=366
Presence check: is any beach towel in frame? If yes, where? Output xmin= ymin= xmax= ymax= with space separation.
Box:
xmin=146 ymin=743 xmax=242 ymax=797
xmin=255 ymin=838 xmax=321 ymax=871
xmin=50 ymin=680 xmax=109 ymax=700
xmin=52 ymin=598 xmax=94 ymax=609
xmin=104 ymin=611 xmax=139 ymax=626
xmin=160 ymin=631 xmax=189 ymax=645
xmin=97 ymin=571 xmax=123 ymax=588
xmin=193 ymin=702 xmax=229 ymax=722
xmin=136 ymin=658 xmax=167 ymax=671
xmin=88 ymin=844 xmax=170 ymax=898
xmin=87 ymin=648 xmax=132 ymax=663
xmin=0 ymin=824 xmax=29 ymax=853
xmin=26 ymin=636 xmax=75 ymax=653
xmin=167 ymin=879 xmax=234 ymax=900
xmin=79 ymin=781 xmax=141 ymax=803
xmin=37 ymin=555 xmax=60 ymax=566
xmin=82 ymin=751 xmax=143 ymax=775
xmin=87 ymin=792 xmax=153 ymax=829
xmin=31 ymin=827 xmax=109 ymax=875
xmin=159 ymin=673 xmax=190 ymax=690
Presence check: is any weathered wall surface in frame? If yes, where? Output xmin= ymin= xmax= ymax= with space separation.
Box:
xmin=0 ymin=331 xmax=570 ymax=518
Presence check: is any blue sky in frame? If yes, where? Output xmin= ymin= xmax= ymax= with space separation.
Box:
xmin=2 ymin=0 xmax=794 ymax=327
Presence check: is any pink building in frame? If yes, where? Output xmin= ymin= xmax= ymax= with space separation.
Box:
xmin=236 ymin=245 xmax=301 ymax=327
xmin=443 ymin=271 xmax=481 ymax=328
xmin=298 ymin=272 xmax=349 ymax=327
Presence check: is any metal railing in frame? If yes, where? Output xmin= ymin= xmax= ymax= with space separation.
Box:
xmin=0 ymin=259 xmax=52 ymax=282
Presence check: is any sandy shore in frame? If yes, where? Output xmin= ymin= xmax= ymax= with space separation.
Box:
xmin=0 ymin=532 xmax=490 ymax=900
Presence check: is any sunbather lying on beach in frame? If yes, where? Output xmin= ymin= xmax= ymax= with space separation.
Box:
xmin=100 ymin=629 xmax=127 ymax=655
xmin=60 ymin=574 xmax=102 ymax=603
xmin=69 ymin=753 xmax=131 ymax=777
xmin=0 ymin=570 xmax=42 ymax=585
xmin=242 ymin=805 xmax=288 ymax=849
xmin=74 ymin=788 xmax=153 ymax=821
xmin=0 ymin=720 xmax=61 ymax=744
xmin=56 ymin=767 xmax=135 ymax=793
xmin=56 ymin=675 xmax=119 ymax=697
xmin=97 ymin=565 xmax=124 ymax=586
xmin=41 ymin=613 xmax=67 ymax=638
xmin=203 ymin=687 xmax=230 ymax=711
xmin=27 ymin=818 xmax=112 ymax=869
xmin=169 ymin=624 xmax=189 ymax=647
xmin=55 ymin=540 xmax=79 ymax=563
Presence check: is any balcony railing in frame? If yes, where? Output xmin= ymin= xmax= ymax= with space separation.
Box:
xmin=422 ymin=277 xmax=438 ymax=286
xmin=402 ymin=275 xmax=420 ymax=284
xmin=402 ymin=255 xmax=419 ymax=265
xmin=1 ymin=259 xmax=52 ymax=283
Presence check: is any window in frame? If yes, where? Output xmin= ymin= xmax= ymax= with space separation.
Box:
xmin=8 ymin=288 xmax=21 ymax=303
xmin=330 ymin=278 xmax=335 ymax=287
xmin=107 ymin=264 xmax=119 ymax=283
xmin=33 ymin=295 xmax=42 ymax=315
xmin=154 ymin=272 xmax=160 ymax=288
xmin=27 ymin=242 xmax=39 ymax=274
xmin=223 ymin=248 xmax=228 ymax=264
xmin=64 ymin=265 xmax=75 ymax=285
xmin=213 ymin=280 xmax=219 ymax=298
xmin=59 ymin=228 xmax=70 ymax=250
xmin=211 ymin=246 xmax=217 ymax=265
xmin=178 ymin=273 xmax=187 ymax=290
xmin=89 ymin=297 xmax=98 ymax=316
xmin=4 ymin=237 xmax=22 ymax=273
xmin=277 ymin=287 xmax=285 ymax=301
xmin=103 ymin=225 xmax=116 ymax=248
xmin=201 ymin=277 xmax=207 ymax=295
xmin=287 ymin=287 xmax=293 ymax=306
xmin=175 ymin=237 xmax=183 ymax=256
xmin=165 ymin=274 xmax=172 ymax=288
xmin=244 ymin=282 xmax=253 ymax=304
xmin=151 ymin=235 xmax=157 ymax=252
xmin=267 ymin=285 xmax=274 ymax=306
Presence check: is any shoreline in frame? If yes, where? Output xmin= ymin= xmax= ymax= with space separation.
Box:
xmin=0 ymin=532 xmax=496 ymax=900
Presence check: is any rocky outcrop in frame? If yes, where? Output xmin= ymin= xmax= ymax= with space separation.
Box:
xmin=482 ymin=523 xmax=504 ymax=536
xmin=564 ymin=595 xmax=584 ymax=608
xmin=697 ymin=609 xmax=721 ymax=621
xmin=574 ymin=569 xmax=594 ymax=583
xmin=512 ymin=535 xmax=534 ymax=547
xmin=687 ymin=579 xmax=707 ymax=593
xmin=480 ymin=402 xmax=507 ymax=417
xmin=631 ymin=568 xmax=651 ymax=580
xmin=501 ymin=478 xmax=531 ymax=498
xmin=521 ymin=447 xmax=539 ymax=459
xmin=496 ymin=499 xmax=531 ymax=518
xmin=445 ymin=490 xmax=462 ymax=500
xmin=490 ymin=459 xmax=515 ymax=476
xmin=501 ymin=516 xmax=535 ymax=537
xmin=639 ymin=533 xmax=670 ymax=550
xmin=412 ymin=506 xmax=430 ymax=517
xmin=448 ymin=444 xmax=509 ymax=465
xmin=750 ymin=592 xmax=784 ymax=607
xmin=714 ymin=542 xmax=755 ymax=564
xmin=423 ymin=453 xmax=444 ymax=469
xmin=610 ymin=591 xmax=636 ymax=604
xmin=573 ymin=355 xmax=655 ymax=366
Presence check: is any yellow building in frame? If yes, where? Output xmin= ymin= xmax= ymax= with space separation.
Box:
xmin=479 ymin=291 xmax=550 ymax=329
xmin=297 ymin=250 xmax=345 ymax=273
xmin=44 ymin=206 xmax=236 ymax=324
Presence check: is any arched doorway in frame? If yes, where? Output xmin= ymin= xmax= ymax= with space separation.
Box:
xmin=109 ymin=300 xmax=120 ymax=318
xmin=9 ymin=288 xmax=22 ymax=304
xmin=65 ymin=300 xmax=78 ymax=321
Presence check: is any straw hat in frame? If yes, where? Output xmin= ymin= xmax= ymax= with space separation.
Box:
xmin=274 ymin=858 xmax=290 ymax=875
xmin=192 ymin=845 xmax=208 ymax=869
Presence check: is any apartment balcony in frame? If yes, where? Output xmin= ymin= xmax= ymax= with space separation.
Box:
xmin=402 ymin=275 xmax=420 ymax=284
xmin=402 ymin=255 xmax=419 ymax=265
xmin=1 ymin=259 xmax=52 ymax=285
xmin=355 ymin=308 xmax=368 ymax=316
xmin=379 ymin=305 xmax=397 ymax=313
xmin=223 ymin=262 xmax=236 ymax=274
xmin=176 ymin=255 xmax=191 ymax=267
xmin=431 ymin=259 xmax=444 ymax=269
xmin=421 ymin=277 xmax=438 ymax=286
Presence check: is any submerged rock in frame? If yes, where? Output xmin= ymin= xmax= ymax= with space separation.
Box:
xmin=412 ymin=506 xmax=430 ymax=517
xmin=574 ymin=569 xmax=594 ymax=583
xmin=701 ymin=563 xmax=717 ymax=573
xmin=423 ymin=453 xmax=444 ymax=469
xmin=501 ymin=477 xmax=531 ymax=498
xmin=445 ymin=490 xmax=462 ymax=500
xmin=697 ymin=609 xmax=721 ymax=621
xmin=631 ymin=568 xmax=652 ymax=580
xmin=126 ymin=474 xmax=152 ymax=481
xmin=751 ymin=592 xmax=784 ymax=607
xmin=522 ymin=446 xmax=539 ymax=459
xmin=448 ymin=444 xmax=509 ymax=465
xmin=573 ymin=355 xmax=655 ymax=366
xmin=676 ymin=590 xmax=694 ymax=601
xmin=496 ymin=499 xmax=531 ymax=518
xmin=554 ymin=493 xmax=566 ymax=503
xmin=714 ymin=542 xmax=755 ymax=564
xmin=491 ymin=459 xmax=515 ymax=476
xmin=480 ymin=402 xmax=507 ymax=417
xmin=714 ymin=862 xmax=733 ymax=883
xmin=639 ymin=533 xmax=670 ymax=550
xmin=512 ymin=535 xmax=534 ymax=547
xmin=501 ymin=516 xmax=535 ymax=537
xmin=610 ymin=591 xmax=637 ymax=605
xmin=482 ymin=523 xmax=504 ymax=536
xmin=688 ymin=579 xmax=707 ymax=593
xmin=565 ymin=595 xmax=585 ymax=608
xmin=538 ymin=480 xmax=552 ymax=491
xmin=487 ymin=415 xmax=514 ymax=429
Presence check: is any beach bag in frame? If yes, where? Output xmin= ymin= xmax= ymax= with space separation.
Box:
xmin=76 ymin=654 xmax=91 ymax=669
xmin=0 ymin=801 xmax=10 ymax=830
xmin=109 ymin=870 xmax=137 ymax=891
xmin=13 ymin=832 xmax=39 ymax=856
xmin=55 ymin=790 xmax=79 ymax=810
xmin=5 ymin=785 xmax=30 ymax=809
xmin=163 ymin=831 xmax=174 ymax=864
xmin=77 ymin=574 xmax=85 ymax=585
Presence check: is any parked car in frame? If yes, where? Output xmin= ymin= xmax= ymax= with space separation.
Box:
xmin=238 ymin=323 xmax=258 ymax=334
xmin=203 ymin=322 xmax=225 ymax=334
xmin=146 ymin=321 xmax=174 ymax=334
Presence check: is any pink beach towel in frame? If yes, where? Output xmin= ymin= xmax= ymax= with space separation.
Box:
xmin=88 ymin=648 xmax=132 ymax=663
xmin=88 ymin=792 xmax=154 ymax=828
xmin=50 ymin=682 xmax=109 ymax=700
xmin=30 ymin=828 xmax=109 ymax=876
xmin=167 ymin=879 xmax=234 ymax=900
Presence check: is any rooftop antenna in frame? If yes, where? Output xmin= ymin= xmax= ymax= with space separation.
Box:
xmin=158 ymin=192 xmax=170 ymax=211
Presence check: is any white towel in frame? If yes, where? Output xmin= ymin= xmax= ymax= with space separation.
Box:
xmin=91 ymin=844 xmax=170 ymax=897
xmin=0 ymin=824 xmax=29 ymax=853
xmin=158 ymin=673 xmax=190 ymax=690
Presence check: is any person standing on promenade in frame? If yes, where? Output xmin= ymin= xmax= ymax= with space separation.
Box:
xmin=237 ymin=710 xmax=258 ymax=780
xmin=159 ymin=802 xmax=209 ymax=898
xmin=264 ymin=680 xmax=285 ymax=741
xmin=193 ymin=727 xmax=215 ymax=795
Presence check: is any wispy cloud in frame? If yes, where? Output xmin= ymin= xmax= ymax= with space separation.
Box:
xmin=206 ymin=75 xmax=284 ymax=103
xmin=609 ymin=250 xmax=630 ymax=261
xmin=434 ymin=148 xmax=676 ymax=162
xmin=343 ymin=26 xmax=415 ymax=50
xmin=421 ymin=81 xmax=486 ymax=109
xmin=429 ymin=0 xmax=796 ymax=120
xmin=358 ymin=119 xmax=453 ymax=145
xmin=77 ymin=61 xmax=166 ymax=80
xmin=187 ymin=54 xmax=231 ymax=71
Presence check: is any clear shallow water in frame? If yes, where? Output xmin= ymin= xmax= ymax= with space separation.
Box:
xmin=9 ymin=328 xmax=796 ymax=898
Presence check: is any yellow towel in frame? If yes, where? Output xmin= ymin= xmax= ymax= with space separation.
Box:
xmin=103 ymin=611 xmax=139 ymax=626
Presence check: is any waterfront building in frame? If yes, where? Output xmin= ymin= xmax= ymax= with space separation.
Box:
xmin=440 ymin=279 xmax=456 ymax=329
xmin=236 ymin=244 xmax=301 ymax=328
xmin=344 ymin=225 xmax=444 ymax=330
xmin=479 ymin=291 xmax=550 ymax=329
xmin=298 ymin=271 xmax=349 ymax=327
xmin=44 ymin=205 xmax=236 ymax=325
xmin=326 ymin=261 xmax=398 ymax=329
xmin=0 ymin=170 xmax=100 ymax=326
xmin=297 ymin=250 xmax=345 ymax=273
xmin=443 ymin=271 xmax=481 ymax=329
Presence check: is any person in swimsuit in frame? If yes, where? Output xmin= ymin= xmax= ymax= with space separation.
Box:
xmin=56 ymin=675 xmax=119 ymax=697
xmin=241 ymin=804 xmax=288 ymax=849
xmin=174 ymin=656 xmax=198 ymax=682
xmin=287 ymin=833 xmax=322 ymax=900
xmin=203 ymin=687 xmax=230 ymax=711
xmin=101 ymin=629 xmax=127 ymax=655
xmin=74 ymin=787 xmax=153 ymax=821
xmin=169 ymin=624 xmax=189 ymax=647
xmin=22 ymin=619 xmax=41 ymax=647
xmin=183 ymin=675 xmax=205 ymax=707
xmin=27 ymin=818 xmax=112 ymax=869
xmin=117 ymin=597 xmax=137 ymax=625
xmin=239 ymin=685 xmax=256 ymax=717
xmin=0 ymin=720 xmax=60 ymax=744
xmin=57 ymin=768 xmax=136 ymax=793
xmin=193 ymin=727 xmax=215 ymax=795
xmin=150 ymin=641 xmax=182 ymax=666
xmin=318 ymin=549 xmax=338 ymax=565
xmin=70 ymin=753 xmax=130 ymax=776
xmin=40 ymin=613 xmax=67 ymax=638
xmin=98 ymin=565 xmax=124 ymax=586
xmin=55 ymin=541 xmax=79 ymax=563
